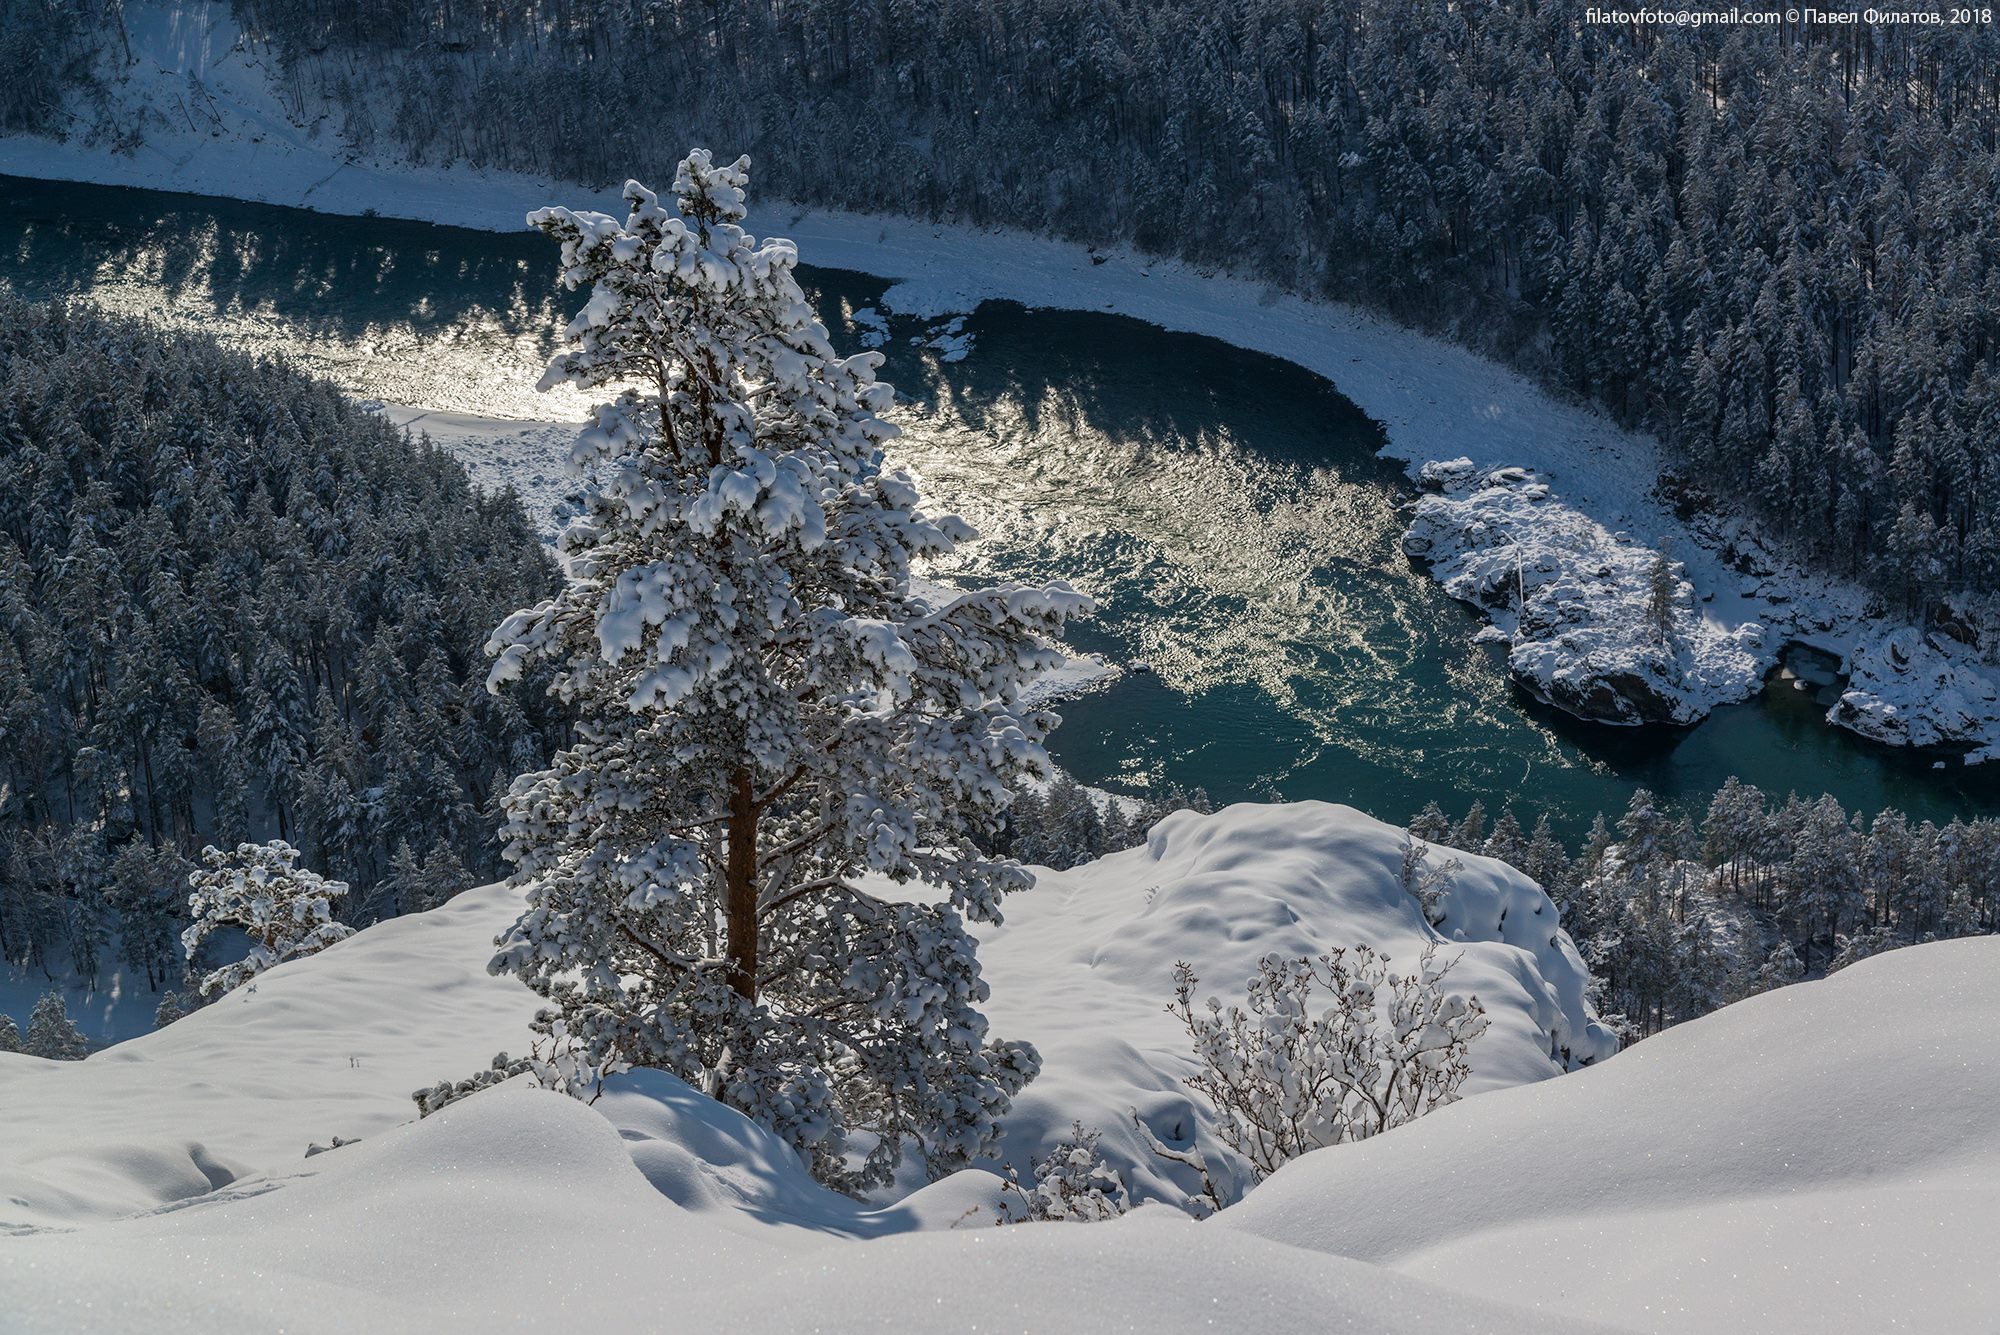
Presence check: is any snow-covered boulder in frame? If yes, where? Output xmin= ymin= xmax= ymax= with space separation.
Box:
xmin=1404 ymin=461 xmax=1765 ymax=726
xmin=1832 ymin=625 xmax=2000 ymax=751
xmin=975 ymin=800 xmax=1617 ymax=1206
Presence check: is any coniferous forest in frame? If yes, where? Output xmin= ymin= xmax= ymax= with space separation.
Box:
xmin=0 ymin=297 xmax=562 ymax=986
xmin=205 ymin=0 xmax=2000 ymax=625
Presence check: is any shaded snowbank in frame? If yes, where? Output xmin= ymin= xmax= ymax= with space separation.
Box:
xmin=1220 ymin=934 xmax=2000 ymax=1332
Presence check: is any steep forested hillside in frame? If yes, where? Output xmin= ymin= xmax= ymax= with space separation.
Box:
xmin=230 ymin=0 xmax=2000 ymax=627
xmin=0 ymin=297 xmax=562 ymax=987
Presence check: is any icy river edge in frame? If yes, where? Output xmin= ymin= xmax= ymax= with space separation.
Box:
xmin=6 ymin=0 xmax=1998 ymax=760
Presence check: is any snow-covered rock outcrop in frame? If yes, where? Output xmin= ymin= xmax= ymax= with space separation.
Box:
xmin=975 ymin=801 xmax=1617 ymax=1206
xmin=1832 ymin=625 xmax=2000 ymax=757
xmin=1403 ymin=459 xmax=1766 ymax=726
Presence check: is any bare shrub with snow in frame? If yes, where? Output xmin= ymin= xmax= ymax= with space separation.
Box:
xmin=1397 ymin=835 xmax=1461 ymax=928
xmin=999 ymin=1121 xmax=1128 ymax=1223
xmin=1170 ymin=944 xmax=1489 ymax=1180
xmin=182 ymin=841 xmax=355 ymax=998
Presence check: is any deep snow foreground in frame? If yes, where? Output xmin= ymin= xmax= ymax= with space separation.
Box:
xmin=1220 ymin=935 xmax=2000 ymax=1333
xmin=0 ymin=802 xmax=1605 ymax=1231
xmin=1 ymin=1087 xmax=1613 ymax=1335
xmin=19 ymin=3 xmax=2000 ymax=755
xmin=4 ymin=804 xmax=1994 ymax=1331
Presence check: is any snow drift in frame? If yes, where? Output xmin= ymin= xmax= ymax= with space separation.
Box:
xmin=1 ymin=1084 xmax=1613 ymax=1335
xmin=1220 ymin=934 xmax=2000 ymax=1332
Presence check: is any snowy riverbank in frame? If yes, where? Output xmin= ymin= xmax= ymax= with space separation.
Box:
xmin=9 ymin=0 xmax=2000 ymax=756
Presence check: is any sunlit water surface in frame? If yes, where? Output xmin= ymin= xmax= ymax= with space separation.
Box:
xmin=8 ymin=174 xmax=2000 ymax=838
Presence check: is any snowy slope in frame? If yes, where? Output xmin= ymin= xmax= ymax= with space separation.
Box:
xmin=1219 ymin=935 xmax=2000 ymax=1333
xmin=6 ymin=800 xmax=1991 ymax=1332
xmin=4 ymin=810 xmax=1992 ymax=1331
xmin=974 ymin=801 xmax=1616 ymax=1204
xmin=0 ymin=887 xmax=538 ymax=1226
xmin=0 ymin=802 xmax=1606 ymax=1230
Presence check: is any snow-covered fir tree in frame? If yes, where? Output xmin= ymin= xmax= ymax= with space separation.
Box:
xmin=182 ymin=841 xmax=356 ymax=998
xmin=23 ymin=991 xmax=87 ymax=1059
xmin=152 ymin=990 xmax=186 ymax=1029
xmin=484 ymin=151 xmax=1088 ymax=1193
xmin=0 ymin=1011 xmax=20 ymax=1052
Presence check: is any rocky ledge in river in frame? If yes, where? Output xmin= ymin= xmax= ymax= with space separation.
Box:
xmin=1402 ymin=458 xmax=1766 ymax=728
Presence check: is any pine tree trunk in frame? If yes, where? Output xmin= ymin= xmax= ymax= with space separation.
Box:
xmin=724 ymin=765 xmax=759 ymax=1001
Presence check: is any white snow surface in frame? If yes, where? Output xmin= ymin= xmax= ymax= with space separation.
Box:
xmin=4 ymin=802 xmax=1992 ymax=1331
xmin=0 ymin=801 xmax=1622 ymax=1332
xmin=1220 ymin=934 xmax=2000 ymax=1333
xmin=2 ymin=1083 xmax=1610 ymax=1335
xmin=1405 ymin=459 xmax=1766 ymax=725
xmin=9 ymin=1 xmax=2000 ymax=752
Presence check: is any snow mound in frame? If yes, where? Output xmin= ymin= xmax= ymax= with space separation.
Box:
xmin=974 ymin=800 xmax=1616 ymax=1206
xmin=1404 ymin=459 xmax=1766 ymax=725
xmin=1219 ymin=935 xmax=2000 ymax=1332
xmin=1 ymin=1082 xmax=1611 ymax=1335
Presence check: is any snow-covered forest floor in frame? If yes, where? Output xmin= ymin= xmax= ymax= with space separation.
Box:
xmin=5 ymin=801 xmax=1993 ymax=1333
xmin=8 ymin=2 xmax=1999 ymax=757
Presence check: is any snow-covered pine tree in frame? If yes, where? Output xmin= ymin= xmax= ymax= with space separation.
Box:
xmin=181 ymin=841 xmax=356 ymax=998
xmin=1408 ymin=800 xmax=1451 ymax=844
xmin=0 ymin=1011 xmax=20 ymax=1052
xmin=23 ymin=990 xmax=87 ymax=1059
xmin=485 ymin=151 xmax=1088 ymax=1193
